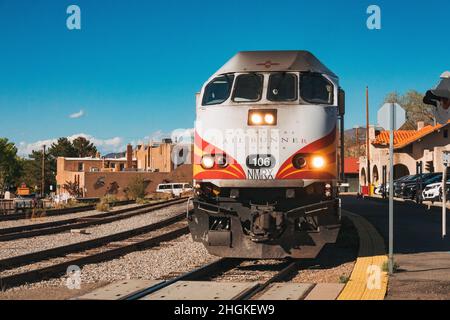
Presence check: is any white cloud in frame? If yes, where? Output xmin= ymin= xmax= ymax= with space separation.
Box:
xmin=69 ymin=110 xmax=85 ymax=119
xmin=16 ymin=128 xmax=194 ymax=158
xmin=17 ymin=133 xmax=125 ymax=157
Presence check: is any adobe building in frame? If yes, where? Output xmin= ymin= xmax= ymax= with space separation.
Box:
xmin=134 ymin=139 xmax=174 ymax=172
xmin=343 ymin=157 xmax=359 ymax=192
xmin=359 ymin=121 xmax=450 ymax=188
xmin=56 ymin=140 xmax=193 ymax=199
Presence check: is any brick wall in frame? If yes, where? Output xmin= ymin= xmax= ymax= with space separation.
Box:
xmin=82 ymin=164 xmax=193 ymax=199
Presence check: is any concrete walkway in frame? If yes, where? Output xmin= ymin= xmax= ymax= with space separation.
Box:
xmin=342 ymin=195 xmax=450 ymax=300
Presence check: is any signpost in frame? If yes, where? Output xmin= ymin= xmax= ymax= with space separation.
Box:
xmin=442 ymin=151 xmax=450 ymax=238
xmin=378 ymin=102 xmax=406 ymax=275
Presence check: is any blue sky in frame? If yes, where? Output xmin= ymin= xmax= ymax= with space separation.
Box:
xmin=0 ymin=0 xmax=449 ymax=155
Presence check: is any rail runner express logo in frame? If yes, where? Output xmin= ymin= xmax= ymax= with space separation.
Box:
xmin=197 ymin=124 xmax=309 ymax=180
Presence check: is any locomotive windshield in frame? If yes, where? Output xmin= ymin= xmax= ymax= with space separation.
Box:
xmin=232 ymin=73 xmax=263 ymax=102
xmin=202 ymin=74 xmax=234 ymax=106
xmin=300 ymin=73 xmax=334 ymax=105
xmin=267 ymin=73 xmax=297 ymax=101
xmin=202 ymin=72 xmax=335 ymax=105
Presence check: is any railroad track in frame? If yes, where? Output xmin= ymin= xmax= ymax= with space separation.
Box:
xmin=124 ymin=258 xmax=300 ymax=300
xmin=0 ymin=197 xmax=188 ymax=241
xmin=0 ymin=200 xmax=135 ymax=222
xmin=0 ymin=210 xmax=190 ymax=290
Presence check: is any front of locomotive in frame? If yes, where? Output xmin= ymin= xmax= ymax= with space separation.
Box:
xmin=188 ymin=51 xmax=344 ymax=259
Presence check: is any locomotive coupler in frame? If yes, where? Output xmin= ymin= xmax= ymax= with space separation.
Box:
xmin=249 ymin=203 xmax=284 ymax=242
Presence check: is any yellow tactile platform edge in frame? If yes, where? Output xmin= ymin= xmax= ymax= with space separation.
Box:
xmin=337 ymin=210 xmax=388 ymax=300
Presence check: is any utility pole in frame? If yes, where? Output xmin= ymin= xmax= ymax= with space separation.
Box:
xmin=366 ymin=86 xmax=371 ymax=192
xmin=340 ymin=114 xmax=345 ymax=182
xmin=41 ymin=144 xmax=46 ymax=198
xmin=354 ymin=125 xmax=362 ymax=158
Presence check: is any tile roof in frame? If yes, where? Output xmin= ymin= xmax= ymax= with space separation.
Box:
xmin=372 ymin=120 xmax=450 ymax=149
xmin=344 ymin=157 xmax=359 ymax=174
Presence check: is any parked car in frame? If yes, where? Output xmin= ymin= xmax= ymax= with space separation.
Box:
xmin=393 ymin=175 xmax=416 ymax=197
xmin=422 ymin=180 xmax=450 ymax=202
xmin=399 ymin=173 xmax=441 ymax=200
xmin=156 ymin=183 xmax=192 ymax=197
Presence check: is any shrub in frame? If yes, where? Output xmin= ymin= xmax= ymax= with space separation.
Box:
xmin=136 ymin=197 xmax=152 ymax=204
xmin=382 ymin=260 xmax=400 ymax=273
xmin=126 ymin=177 xmax=147 ymax=200
xmin=339 ymin=275 xmax=350 ymax=284
xmin=96 ymin=201 xmax=110 ymax=212
xmin=96 ymin=196 xmax=114 ymax=212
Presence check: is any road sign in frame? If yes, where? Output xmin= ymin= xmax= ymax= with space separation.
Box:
xmin=377 ymin=103 xmax=406 ymax=275
xmin=443 ymin=151 xmax=450 ymax=166
xmin=377 ymin=103 xmax=406 ymax=130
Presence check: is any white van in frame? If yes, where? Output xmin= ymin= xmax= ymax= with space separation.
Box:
xmin=156 ymin=183 xmax=192 ymax=197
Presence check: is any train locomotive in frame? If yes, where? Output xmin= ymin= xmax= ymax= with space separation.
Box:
xmin=188 ymin=51 xmax=345 ymax=259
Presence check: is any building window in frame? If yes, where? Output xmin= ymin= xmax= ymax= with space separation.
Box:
xmin=78 ymin=162 xmax=84 ymax=172
xmin=444 ymin=129 xmax=448 ymax=138
xmin=111 ymin=163 xmax=116 ymax=169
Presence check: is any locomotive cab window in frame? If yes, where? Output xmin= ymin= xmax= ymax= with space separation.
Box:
xmin=232 ymin=73 xmax=263 ymax=102
xmin=300 ymin=73 xmax=334 ymax=105
xmin=267 ymin=73 xmax=297 ymax=101
xmin=202 ymin=75 xmax=234 ymax=106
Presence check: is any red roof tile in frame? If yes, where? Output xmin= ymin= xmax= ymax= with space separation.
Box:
xmin=372 ymin=120 xmax=450 ymax=149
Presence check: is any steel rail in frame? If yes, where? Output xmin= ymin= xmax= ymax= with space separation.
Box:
xmin=0 ymin=198 xmax=188 ymax=241
xmin=0 ymin=216 xmax=190 ymax=290
xmin=232 ymin=259 xmax=300 ymax=300
xmin=0 ymin=212 xmax=187 ymax=271
xmin=0 ymin=200 xmax=134 ymax=222
xmin=123 ymin=258 xmax=243 ymax=300
xmin=124 ymin=259 xmax=300 ymax=300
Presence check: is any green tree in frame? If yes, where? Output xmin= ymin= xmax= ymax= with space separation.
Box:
xmin=48 ymin=137 xmax=77 ymax=159
xmin=20 ymin=150 xmax=55 ymax=195
xmin=0 ymin=138 xmax=22 ymax=193
xmin=384 ymin=90 xmax=435 ymax=130
xmin=72 ymin=137 xmax=97 ymax=157
xmin=19 ymin=136 xmax=99 ymax=196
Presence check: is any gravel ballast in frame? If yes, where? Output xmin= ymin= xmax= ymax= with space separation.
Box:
xmin=1 ymin=234 xmax=217 ymax=296
xmin=0 ymin=202 xmax=189 ymax=260
xmin=0 ymin=211 xmax=359 ymax=300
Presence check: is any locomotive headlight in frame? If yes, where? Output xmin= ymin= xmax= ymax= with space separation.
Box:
xmin=201 ymin=155 xmax=215 ymax=169
xmin=248 ymin=109 xmax=277 ymax=126
xmin=264 ymin=113 xmax=275 ymax=124
xmin=250 ymin=113 xmax=263 ymax=125
xmin=311 ymin=155 xmax=325 ymax=169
